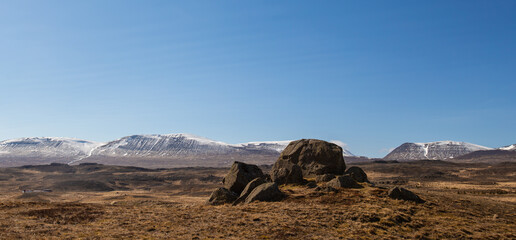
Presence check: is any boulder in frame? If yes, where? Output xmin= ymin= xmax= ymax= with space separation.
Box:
xmin=270 ymin=161 xmax=304 ymax=184
xmin=315 ymin=174 xmax=336 ymax=183
xmin=245 ymin=183 xmax=285 ymax=203
xmin=206 ymin=188 xmax=238 ymax=205
xmin=388 ymin=187 xmax=425 ymax=203
xmin=273 ymin=139 xmax=345 ymax=178
xmin=345 ymin=166 xmax=369 ymax=183
xmin=223 ymin=161 xmax=264 ymax=194
xmin=233 ymin=177 xmax=267 ymax=205
xmin=326 ymin=175 xmax=363 ymax=189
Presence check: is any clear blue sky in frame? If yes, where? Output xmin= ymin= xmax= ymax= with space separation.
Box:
xmin=1 ymin=1 xmax=515 ymax=157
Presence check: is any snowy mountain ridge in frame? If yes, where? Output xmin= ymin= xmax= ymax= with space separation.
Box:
xmin=499 ymin=144 xmax=516 ymax=151
xmin=385 ymin=141 xmax=492 ymax=160
xmin=0 ymin=137 xmax=103 ymax=158
xmin=0 ymin=134 xmax=354 ymax=167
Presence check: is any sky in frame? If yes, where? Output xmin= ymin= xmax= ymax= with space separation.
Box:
xmin=1 ymin=1 xmax=515 ymax=157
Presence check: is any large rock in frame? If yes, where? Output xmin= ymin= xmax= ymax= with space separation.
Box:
xmin=273 ymin=139 xmax=346 ymax=178
xmin=345 ymin=166 xmax=369 ymax=183
xmin=270 ymin=161 xmax=304 ymax=184
xmin=233 ymin=177 xmax=267 ymax=205
xmin=326 ymin=175 xmax=363 ymax=189
xmin=388 ymin=187 xmax=425 ymax=203
xmin=245 ymin=183 xmax=285 ymax=203
xmin=222 ymin=161 xmax=264 ymax=194
xmin=206 ymin=188 xmax=238 ymax=205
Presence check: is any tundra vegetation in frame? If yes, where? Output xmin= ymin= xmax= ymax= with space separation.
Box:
xmin=0 ymin=143 xmax=514 ymax=239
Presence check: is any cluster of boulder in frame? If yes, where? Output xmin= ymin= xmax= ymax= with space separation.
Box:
xmin=270 ymin=139 xmax=370 ymax=189
xmin=207 ymin=139 xmax=424 ymax=205
xmin=207 ymin=161 xmax=284 ymax=205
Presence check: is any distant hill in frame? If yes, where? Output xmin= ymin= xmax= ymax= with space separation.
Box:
xmin=0 ymin=137 xmax=102 ymax=167
xmin=453 ymin=147 xmax=516 ymax=163
xmin=384 ymin=141 xmax=491 ymax=161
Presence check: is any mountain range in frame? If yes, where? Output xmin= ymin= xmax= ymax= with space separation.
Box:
xmin=0 ymin=134 xmax=353 ymax=168
xmin=1 ymin=135 xmax=514 ymax=167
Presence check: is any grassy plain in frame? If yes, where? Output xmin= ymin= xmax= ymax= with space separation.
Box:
xmin=0 ymin=161 xmax=514 ymax=239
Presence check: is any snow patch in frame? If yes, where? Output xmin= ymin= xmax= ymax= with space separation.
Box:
xmin=234 ymin=140 xmax=292 ymax=153
xmin=415 ymin=141 xmax=491 ymax=151
xmin=499 ymin=144 xmax=516 ymax=151
xmin=423 ymin=145 xmax=429 ymax=158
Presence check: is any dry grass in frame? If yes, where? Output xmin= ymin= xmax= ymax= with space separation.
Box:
xmin=0 ymin=162 xmax=515 ymax=239
xmin=0 ymin=184 xmax=514 ymax=239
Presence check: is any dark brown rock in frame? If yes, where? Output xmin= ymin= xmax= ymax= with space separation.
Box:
xmin=326 ymin=175 xmax=363 ymax=189
xmin=345 ymin=166 xmax=369 ymax=183
xmin=273 ymin=139 xmax=345 ymax=178
xmin=315 ymin=174 xmax=336 ymax=183
xmin=245 ymin=183 xmax=285 ymax=203
xmin=270 ymin=162 xmax=304 ymax=184
xmin=388 ymin=187 xmax=425 ymax=203
xmin=206 ymin=187 xmax=238 ymax=205
xmin=222 ymin=161 xmax=264 ymax=194
xmin=233 ymin=177 xmax=267 ymax=205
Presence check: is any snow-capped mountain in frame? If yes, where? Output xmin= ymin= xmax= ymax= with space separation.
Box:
xmin=0 ymin=134 xmax=355 ymax=168
xmin=81 ymin=134 xmax=294 ymax=167
xmin=0 ymin=137 xmax=103 ymax=167
xmin=236 ymin=141 xmax=292 ymax=153
xmin=384 ymin=141 xmax=492 ymax=160
xmin=90 ymin=134 xmax=354 ymax=159
xmin=0 ymin=137 xmax=102 ymax=158
xmin=499 ymin=144 xmax=516 ymax=151
xmin=92 ymin=134 xmax=237 ymax=157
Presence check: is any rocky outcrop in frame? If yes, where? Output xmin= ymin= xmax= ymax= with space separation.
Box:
xmin=223 ymin=162 xmax=264 ymax=194
xmin=326 ymin=175 xmax=363 ymax=189
xmin=271 ymin=139 xmax=346 ymax=181
xmin=207 ymin=161 xmax=288 ymax=205
xmin=234 ymin=177 xmax=267 ymax=205
xmin=388 ymin=187 xmax=425 ymax=203
xmin=345 ymin=167 xmax=369 ymax=183
xmin=244 ymin=183 xmax=285 ymax=203
xmin=206 ymin=188 xmax=238 ymax=205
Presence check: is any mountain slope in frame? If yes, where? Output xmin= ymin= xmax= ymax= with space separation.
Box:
xmin=384 ymin=141 xmax=491 ymax=160
xmin=82 ymin=134 xmax=292 ymax=167
xmin=0 ymin=137 xmax=102 ymax=166
xmin=452 ymin=143 xmax=516 ymax=163
xmin=83 ymin=134 xmax=354 ymax=167
xmin=91 ymin=134 xmax=237 ymax=157
xmin=0 ymin=137 xmax=101 ymax=157
xmin=454 ymin=149 xmax=516 ymax=163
